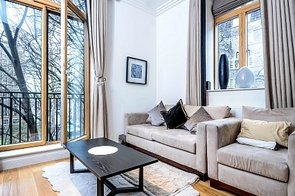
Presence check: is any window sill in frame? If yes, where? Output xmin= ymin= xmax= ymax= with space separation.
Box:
xmin=0 ymin=143 xmax=63 ymax=159
xmin=207 ymin=87 xmax=265 ymax=93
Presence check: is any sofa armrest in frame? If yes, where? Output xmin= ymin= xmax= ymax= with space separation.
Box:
xmin=124 ymin=113 xmax=149 ymax=126
xmin=193 ymin=117 xmax=239 ymax=174
xmin=194 ymin=123 xmax=207 ymax=173
xmin=288 ymin=132 xmax=295 ymax=195
xmin=205 ymin=118 xmax=241 ymax=180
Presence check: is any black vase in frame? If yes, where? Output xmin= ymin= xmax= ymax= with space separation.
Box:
xmin=218 ymin=54 xmax=229 ymax=89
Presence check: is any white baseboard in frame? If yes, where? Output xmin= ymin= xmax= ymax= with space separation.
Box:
xmin=0 ymin=148 xmax=70 ymax=171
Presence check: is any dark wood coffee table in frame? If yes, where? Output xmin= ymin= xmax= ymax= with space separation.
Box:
xmin=64 ymin=138 xmax=158 ymax=196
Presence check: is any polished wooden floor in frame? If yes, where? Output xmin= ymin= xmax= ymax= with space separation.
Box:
xmin=0 ymin=159 xmax=234 ymax=196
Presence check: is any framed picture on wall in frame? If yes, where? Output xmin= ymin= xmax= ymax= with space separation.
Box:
xmin=126 ymin=56 xmax=147 ymax=85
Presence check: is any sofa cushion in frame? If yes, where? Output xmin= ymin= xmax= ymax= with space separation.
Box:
xmin=151 ymin=129 xmax=197 ymax=153
xmin=183 ymin=105 xmax=201 ymax=117
xmin=217 ymin=143 xmax=289 ymax=182
xmin=126 ymin=124 xmax=166 ymax=141
xmin=238 ymin=119 xmax=291 ymax=147
xmin=184 ymin=105 xmax=231 ymax=120
xmin=147 ymin=101 xmax=166 ymax=126
xmin=184 ymin=107 xmax=213 ymax=132
xmin=204 ymin=106 xmax=231 ymax=119
xmin=161 ymin=99 xmax=188 ymax=129
xmin=243 ymin=106 xmax=295 ymax=133
xmin=236 ymin=137 xmax=277 ymax=150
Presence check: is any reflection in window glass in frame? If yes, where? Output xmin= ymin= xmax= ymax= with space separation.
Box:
xmin=247 ymin=9 xmax=264 ymax=88
xmin=67 ymin=14 xmax=85 ymax=140
xmin=48 ymin=13 xmax=61 ymax=141
xmin=217 ymin=18 xmax=239 ymax=88
xmin=73 ymin=0 xmax=86 ymax=13
xmin=47 ymin=13 xmax=85 ymax=141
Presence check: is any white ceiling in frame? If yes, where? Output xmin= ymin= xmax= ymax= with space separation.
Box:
xmin=151 ymin=0 xmax=172 ymax=8
xmin=121 ymin=0 xmax=184 ymax=15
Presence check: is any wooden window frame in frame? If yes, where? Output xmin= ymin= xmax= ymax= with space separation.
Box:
xmin=0 ymin=0 xmax=90 ymax=151
xmin=214 ymin=1 xmax=260 ymax=89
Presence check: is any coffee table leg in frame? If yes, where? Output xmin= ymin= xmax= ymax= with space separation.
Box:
xmin=97 ymin=178 xmax=104 ymax=196
xmin=70 ymin=153 xmax=74 ymax=173
xmin=139 ymin=167 xmax=143 ymax=191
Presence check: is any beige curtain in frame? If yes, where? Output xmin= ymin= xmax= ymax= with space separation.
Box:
xmin=86 ymin=0 xmax=108 ymax=138
xmin=261 ymin=0 xmax=295 ymax=108
xmin=186 ymin=0 xmax=202 ymax=105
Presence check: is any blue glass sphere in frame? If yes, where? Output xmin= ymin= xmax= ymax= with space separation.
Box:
xmin=235 ymin=67 xmax=255 ymax=88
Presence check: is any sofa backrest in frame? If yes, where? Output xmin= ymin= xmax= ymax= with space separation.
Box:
xmin=165 ymin=104 xmax=231 ymax=120
xmin=243 ymin=106 xmax=295 ymax=133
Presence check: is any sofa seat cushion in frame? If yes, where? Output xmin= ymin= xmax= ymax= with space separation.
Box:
xmin=126 ymin=124 xmax=166 ymax=141
xmin=151 ymin=129 xmax=197 ymax=153
xmin=217 ymin=143 xmax=289 ymax=182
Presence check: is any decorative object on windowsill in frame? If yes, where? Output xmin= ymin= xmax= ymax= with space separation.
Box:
xmin=218 ymin=54 xmax=229 ymax=89
xmin=235 ymin=66 xmax=255 ymax=88
xmin=126 ymin=56 xmax=147 ymax=85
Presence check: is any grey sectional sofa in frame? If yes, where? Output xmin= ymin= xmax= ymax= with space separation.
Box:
xmin=124 ymin=105 xmax=231 ymax=181
xmin=205 ymin=106 xmax=295 ymax=196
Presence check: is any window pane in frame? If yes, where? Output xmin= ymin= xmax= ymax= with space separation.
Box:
xmin=52 ymin=0 xmax=86 ymax=13
xmin=67 ymin=15 xmax=85 ymax=140
xmin=247 ymin=9 xmax=264 ymax=88
xmin=217 ymin=18 xmax=239 ymax=89
xmin=0 ymin=1 xmax=42 ymax=145
xmin=48 ymin=13 xmax=61 ymax=142
xmin=73 ymin=0 xmax=86 ymax=13
xmin=47 ymin=13 xmax=85 ymax=142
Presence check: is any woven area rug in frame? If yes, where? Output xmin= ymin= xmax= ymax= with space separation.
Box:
xmin=42 ymin=161 xmax=199 ymax=196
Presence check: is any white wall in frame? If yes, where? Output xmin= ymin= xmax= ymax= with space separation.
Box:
xmin=156 ymin=0 xmax=189 ymax=104
xmin=155 ymin=0 xmax=266 ymax=115
xmin=106 ymin=0 xmax=157 ymax=140
xmin=106 ymin=0 xmax=266 ymax=140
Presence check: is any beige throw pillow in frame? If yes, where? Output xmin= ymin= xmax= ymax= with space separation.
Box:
xmin=184 ymin=105 xmax=231 ymax=119
xmin=204 ymin=106 xmax=231 ymax=119
xmin=238 ymin=119 xmax=291 ymax=147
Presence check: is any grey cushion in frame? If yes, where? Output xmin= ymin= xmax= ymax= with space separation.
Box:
xmin=126 ymin=124 xmax=166 ymax=140
xmin=217 ymin=143 xmax=289 ymax=182
xmin=184 ymin=107 xmax=213 ymax=131
xmin=147 ymin=101 xmax=166 ymax=126
xmin=243 ymin=106 xmax=295 ymax=133
xmin=151 ymin=129 xmax=197 ymax=153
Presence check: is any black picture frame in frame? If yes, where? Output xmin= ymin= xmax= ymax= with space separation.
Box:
xmin=126 ymin=56 xmax=147 ymax=85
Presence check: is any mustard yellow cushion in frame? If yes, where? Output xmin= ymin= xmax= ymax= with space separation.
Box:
xmin=238 ymin=119 xmax=291 ymax=147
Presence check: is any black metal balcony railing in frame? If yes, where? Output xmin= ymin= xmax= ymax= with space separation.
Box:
xmin=0 ymin=91 xmax=85 ymax=146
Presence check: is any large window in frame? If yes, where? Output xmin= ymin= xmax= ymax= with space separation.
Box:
xmin=0 ymin=1 xmax=43 ymax=146
xmin=0 ymin=0 xmax=89 ymax=150
xmin=215 ymin=1 xmax=264 ymax=89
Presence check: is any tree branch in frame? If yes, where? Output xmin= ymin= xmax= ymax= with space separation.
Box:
xmin=14 ymin=7 xmax=28 ymax=43
xmin=0 ymin=42 xmax=13 ymax=62
xmin=0 ymin=100 xmax=41 ymax=122
xmin=0 ymin=66 xmax=19 ymax=86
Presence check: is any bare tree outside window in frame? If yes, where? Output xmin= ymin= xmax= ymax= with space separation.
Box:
xmin=0 ymin=0 xmax=86 ymax=146
xmin=247 ymin=9 xmax=264 ymax=88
